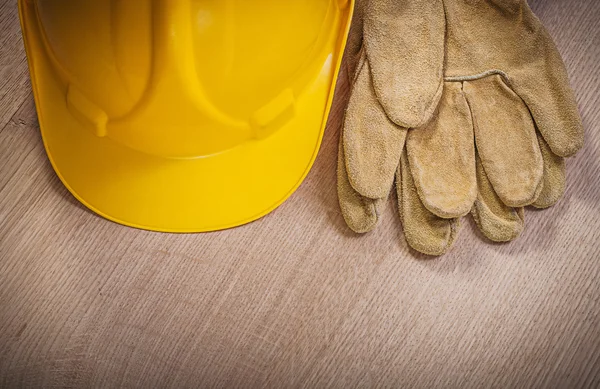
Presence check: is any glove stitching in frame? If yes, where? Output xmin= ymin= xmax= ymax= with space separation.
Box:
xmin=445 ymin=69 xmax=510 ymax=84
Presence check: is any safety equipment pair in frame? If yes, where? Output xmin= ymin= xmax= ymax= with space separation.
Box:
xmin=338 ymin=0 xmax=584 ymax=255
xmin=20 ymin=0 xmax=583 ymax=249
xmin=19 ymin=0 xmax=354 ymax=231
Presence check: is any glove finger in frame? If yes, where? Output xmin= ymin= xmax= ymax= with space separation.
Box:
xmin=407 ymin=81 xmax=477 ymax=219
xmin=364 ymin=0 xmax=445 ymax=128
xmin=338 ymin=134 xmax=385 ymax=233
xmin=397 ymin=151 xmax=460 ymax=256
xmin=507 ymin=16 xmax=584 ymax=158
xmin=472 ymin=152 xmax=525 ymax=242
xmin=343 ymin=50 xmax=407 ymax=199
xmin=532 ymin=133 xmax=566 ymax=209
xmin=464 ymin=74 xmax=543 ymax=208
xmin=343 ymin=0 xmax=366 ymax=82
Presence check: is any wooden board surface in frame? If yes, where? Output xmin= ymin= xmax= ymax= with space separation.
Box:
xmin=1 ymin=0 xmax=599 ymax=387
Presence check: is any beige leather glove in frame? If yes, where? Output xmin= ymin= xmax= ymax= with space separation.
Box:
xmin=338 ymin=0 xmax=584 ymax=255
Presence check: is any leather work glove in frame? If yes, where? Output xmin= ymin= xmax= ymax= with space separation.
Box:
xmin=338 ymin=0 xmax=584 ymax=255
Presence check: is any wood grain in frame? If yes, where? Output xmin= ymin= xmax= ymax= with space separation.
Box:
xmin=1 ymin=0 xmax=599 ymax=387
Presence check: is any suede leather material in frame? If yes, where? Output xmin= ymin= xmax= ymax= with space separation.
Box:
xmin=533 ymin=134 xmax=566 ymax=209
xmin=472 ymin=154 xmax=525 ymax=242
xmin=398 ymin=152 xmax=460 ymax=256
xmin=407 ymin=81 xmax=476 ymax=219
xmin=464 ymin=75 xmax=544 ymax=208
xmin=343 ymin=51 xmax=407 ymax=200
xmin=338 ymin=136 xmax=383 ymax=233
xmin=343 ymin=0 xmax=365 ymax=83
xmin=365 ymin=0 xmax=445 ymax=128
xmin=337 ymin=0 xmax=584 ymax=255
xmin=442 ymin=0 xmax=584 ymax=158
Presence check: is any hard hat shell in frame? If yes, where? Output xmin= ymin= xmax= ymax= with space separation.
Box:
xmin=19 ymin=0 xmax=353 ymax=231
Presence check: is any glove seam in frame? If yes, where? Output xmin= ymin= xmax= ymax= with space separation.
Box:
xmin=445 ymin=69 xmax=510 ymax=84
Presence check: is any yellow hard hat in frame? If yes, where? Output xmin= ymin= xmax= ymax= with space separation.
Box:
xmin=19 ymin=0 xmax=353 ymax=232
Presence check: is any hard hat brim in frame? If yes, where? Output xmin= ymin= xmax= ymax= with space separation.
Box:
xmin=19 ymin=0 xmax=353 ymax=232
